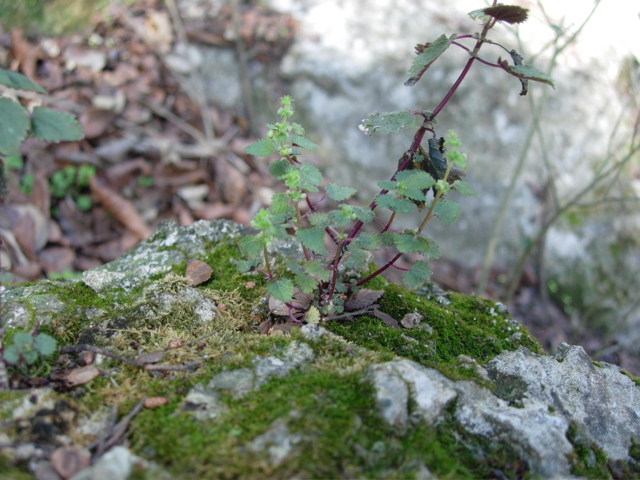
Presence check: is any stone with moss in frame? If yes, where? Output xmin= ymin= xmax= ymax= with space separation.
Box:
xmin=1 ymin=219 xmax=640 ymax=479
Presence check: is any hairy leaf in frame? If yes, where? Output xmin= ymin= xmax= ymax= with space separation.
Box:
xmin=403 ymin=261 xmax=433 ymax=289
xmin=239 ymin=235 xmax=264 ymax=257
xmin=354 ymin=233 xmax=382 ymax=250
xmin=0 ymin=98 xmax=29 ymax=155
xmin=297 ymin=227 xmax=328 ymax=256
xmin=305 ymin=260 xmax=331 ymax=281
xmin=405 ymin=34 xmax=457 ymax=87
xmin=268 ymin=158 xmax=290 ymax=178
xmin=0 ymin=68 xmax=46 ymax=93
xmin=431 ymin=198 xmax=462 ymax=224
xmin=497 ymin=59 xmax=555 ymax=89
xmin=236 ymin=258 xmax=262 ymax=273
xmin=299 ymin=163 xmax=322 ymax=192
xmin=245 ymin=137 xmax=275 ymax=156
xmin=267 ymin=279 xmax=294 ymax=302
xmin=452 ymin=179 xmax=476 ymax=196
xmin=343 ymin=247 xmax=369 ymax=270
xmin=394 ymin=233 xmax=433 ymax=254
xmin=295 ymin=273 xmax=318 ymax=294
xmin=325 ymin=183 xmax=357 ymax=201
xmin=352 ymin=206 xmax=374 ymax=223
xmin=308 ymin=212 xmax=331 ymax=228
xmin=291 ymin=135 xmax=318 ymax=150
xmin=31 ymin=107 xmax=84 ymax=142
xmin=359 ymin=110 xmax=425 ymax=136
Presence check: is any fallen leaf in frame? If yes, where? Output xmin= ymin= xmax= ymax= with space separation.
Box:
xmin=144 ymin=396 xmax=169 ymax=409
xmin=186 ymin=259 xmax=213 ymax=286
xmin=372 ymin=308 xmax=400 ymax=329
xmin=344 ymin=289 xmax=384 ymax=311
xmin=89 ymin=176 xmax=153 ymax=240
xmin=135 ymin=351 xmax=164 ymax=365
xmin=50 ymin=446 xmax=91 ymax=480
xmin=65 ymin=365 xmax=101 ymax=386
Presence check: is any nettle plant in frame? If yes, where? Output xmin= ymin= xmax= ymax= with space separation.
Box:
xmin=241 ymin=4 xmax=553 ymax=322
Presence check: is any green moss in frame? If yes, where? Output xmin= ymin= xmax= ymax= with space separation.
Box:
xmin=621 ymin=369 xmax=640 ymax=387
xmin=325 ymin=280 xmax=541 ymax=380
xmin=566 ymin=422 xmax=612 ymax=478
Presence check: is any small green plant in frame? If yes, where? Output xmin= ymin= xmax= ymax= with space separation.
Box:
xmin=50 ymin=164 xmax=96 ymax=211
xmin=241 ymin=4 xmax=552 ymax=322
xmin=0 ymin=68 xmax=83 ymax=387
xmin=2 ymin=331 xmax=57 ymax=375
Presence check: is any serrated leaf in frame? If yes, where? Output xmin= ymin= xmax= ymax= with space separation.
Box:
xmin=291 ymin=135 xmax=318 ymax=150
xmin=497 ymin=59 xmax=555 ymax=88
xmin=296 ymin=227 xmax=328 ymax=256
xmin=325 ymin=183 xmax=357 ymax=201
xmin=352 ymin=206 xmax=374 ymax=223
xmin=431 ymin=198 xmax=462 ymax=224
xmin=329 ymin=206 xmax=355 ymax=227
xmin=404 ymin=170 xmax=435 ymax=190
xmin=395 ymin=233 xmax=433 ymax=254
xmin=378 ymin=180 xmax=397 ymax=190
xmin=267 ymin=279 xmax=294 ymax=302
xmin=403 ymin=261 xmax=433 ymax=289
xmin=305 ymin=306 xmax=321 ymax=324
xmin=452 ymin=180 xmax=476 ymax=196
xmin=245 ymin=137 xmax=275 ymax=156
xmin=359 ymin=110 xmax=425 ymax=136
xmin=0 ymin=69 xmax=46 ymax=93
xmin=270 ymin=192 xmax=292 ymax=214
xmin=239 ymin=235 xmax=264 ymax=257
xmin=308 ymin=212 xmax=331 ymax=228
xmin=299 ymin=163 xmax=322 ymax=192
xmin=305 ymin=260 xmax=331 ymax=281
xmin=0 ymin=98 xmax=30 ymax=155
xmin=343 ymin=247 xmax=369 ymax=270
xmin=389 ymin=197 xmax=416 ymax=214
xmin=295 ymin=273 xmax=318 ymax=294
xmin=405 ymin=34 xmax=457 ymax=87
xmin=468 ymin=8 xmax=489 ymax=21
xmin=33 ymin=333 xmax=57 ymax=356
xmin=269 ymin=158 xmax=291 ymax=178
xmin=237 ymin=258 xmax=261 ymax=273
xmin=30 ymin=107 xmax=84 ymax=143
xmin=354 ymin=233 xmax=382 ymax=250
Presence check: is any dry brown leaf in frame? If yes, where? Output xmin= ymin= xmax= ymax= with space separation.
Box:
xmin=50 ymin=446 xmax=91 ymax=480
xmin=80 ymin=107 xmax=116 ymax=139
xmin=65 ymin=365 xmax=101 ymax=386
xmin=185 ymin=259 xmax=213 ymax=286
xmin=144 ymin=396 xmax=169 ymax=409
xmin=372 ymin=308 xmax=400 ymax=329
xmin=344 ymin=289 xmax=384 ymax=311
xmin=135 ymin=351 xmax=164 ymax=365
xmin=89 ymin=176 xmax=153 ymax=240
xmin=10 ymin=30 xmax=39 ymax=81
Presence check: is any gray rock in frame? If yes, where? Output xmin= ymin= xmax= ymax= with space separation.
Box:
xmin=487 ymin=343 xmax=640 ymax=461
xmin=70 ymin=446 xmax=168 ymax=480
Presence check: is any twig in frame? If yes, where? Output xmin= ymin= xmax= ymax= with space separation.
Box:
xmin=62 ymin=344 xmax=142 ymax=367
xmin=145 ymin=360 xmax=202 ymax=372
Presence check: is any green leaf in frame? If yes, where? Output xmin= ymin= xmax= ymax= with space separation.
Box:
xmin=305 ymin=260 xmax=331 ymax=282
xmin=405 ymin=34 xmax=457 ymax=87
xmin=294 ymin=273 xmax=318 ymax=294
xmin=359 ymin=110 xmax=425 ymax=136
xmin=299 ymin=163 xmax=322 ymax=192
xmin=404 ymin=170 xmax=435 ymax=190
xmin=452 ymin=180 xmax=476 ymax=196
xmin=34 ymin=333 xmax=57 ymax=356
xmin=394 ymin=233 xmax=433 ymax=254
xmin=497 ymin=60 xmax=555 ymax=88
xmin=245 ymin=137 xmax=275 ymax=156
xmin=403 ymin=261 xmax=433 ymax=289
xmin=354 ymin=233 xmax=382 ymax=250
xmin=237 ymin=258 xmax=261 ymax=273
xmin=296 ymin=227 xmax=328 ymax=256
xmin=430 ymin=198 xmax=462 ymax=224
xmin=269 ymin=158 xmax=291 ymax=178
xmin=375 ymin=193 xmax=397 ymax=209
xmin=291 ymin=135 xmax=318 ymax=150
xmin=239 ymin=235 xmax=264 ymax=257
xmin=267 ymin=279 xmax=294 ymax=302
xmin=329 ymin=205 xmax=356 ymax=227
xmin=270 ymin=192 xmax=292 ymax=215
xmin=0 ymin=98 xmax=30 ymax=155
xmin=305 ymin=306 xmax=321 ymax=325
xmin=23 ymin=350 xmax=39 ymax=365
xmin=468 ymin=8 xmax=489 ymax=21
xmin=388 ymin=198 xmax=416 ymax=214
xmin=0 ymin=68 xmax=46 ymax=93
xmin=325 ymin=183 xmax=357 ymax=201
xmin=343 ymin=247 xmax=370 ymax=270
xmin=30 ymin=107 xmax=84 ymax=142
xmin=12 ymin=332 xmax=33 ymax=348
xmin=308 ymin=212 xmax=331 ymax=228
xmin=3 ymin=345 xmax=20 ymax=364
xmin=352 ymin=206 xmax=374 ymax=223
xmin=378 ymin=180 xmax=397 ymax=190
